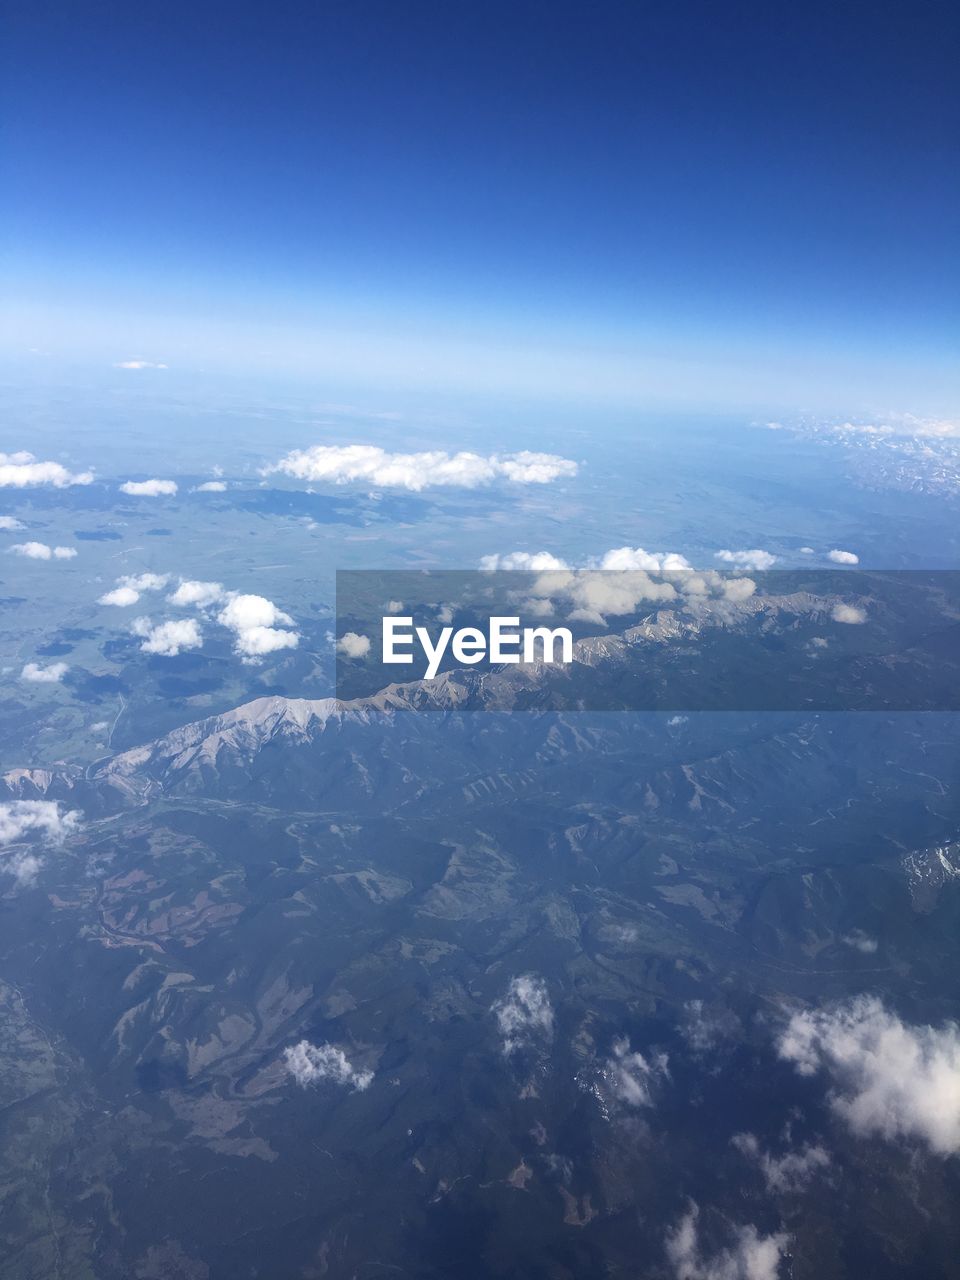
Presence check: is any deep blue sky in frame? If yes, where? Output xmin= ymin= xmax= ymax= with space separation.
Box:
xmin=2 ymin=0 xmax=958 ymax=410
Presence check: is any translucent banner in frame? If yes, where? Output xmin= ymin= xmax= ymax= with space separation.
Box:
xmin=335 ymin=570 xmax=960 ymax=711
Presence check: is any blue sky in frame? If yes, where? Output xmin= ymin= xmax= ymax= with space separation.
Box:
xmin=2 ymin=0 xmax=957 ymax=411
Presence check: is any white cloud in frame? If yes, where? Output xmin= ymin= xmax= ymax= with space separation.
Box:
xmin=842 ymin=929 xmax=878 ymax=954
xmin=680 ymin=1000 xmax=742 ymax=1054
xmin=99 ymin=586 xmax=141 ymax=607
xmin=831 ymin=603 xmax=867 ymax=624
xmin=9 ymin=542 xmax=50 ymax=559
xmin=493 ymin=974 xmax=554 ymax=1054
xmin=113 ymin=359 xmax=168 ymax=369
xmin=479 ymin=551 xmax=571 ymax=571
xmin=138 ymin=618 xmax=203 ymax=657
xmin=799 ymin=547 xmax=815 ymax=555
xmin=598 ymin=547 xmax=692 ymax=571
xmin=120 ymin=479 xmax=178 ymax=496
xmin=0 ymin=516 xmax=25 ymax=530
xmin=0 ymin=800 xmax=81 ymax=845
xmin=218 ymin=594 xmax=293 ymax=631
xmin=283 ymin=1040 xmax=373 ymax=1091
xmin=477 ymin=553 xmax=765 ymax=621
xmin=3 ymin=852 xmax=41 ymax=887
xmin=0 ymin=452 xmax=93 ymax=488
xmin=384 ymin=600 xmax=404 ymax=613
xmin=0 ymin=800 xmax=82 ymax=887
xmin=604 ymin=1036 xmax=670 ymax=1107
xmin=122 ymin=572 xmax=168 ymax=591
xmin=665 ymin=1204 xmax=789 ymax=1280
xmin=195 ymin=480 xmax=227 ymax=492
xmin=828 ymin=549 xmax=859 ymax=565
xmin=495 ymin=562 xmax=758 ymax=628
xmin=778 ymin=996 xmax=960 ymax=1155
xmin=731 ymin=1132 xmax=831 ymax=1193
xmin=715 ymin=549 xmax=777 ymax=570
xmin=234 ymin=626 xmax=300 ymax=657
xmin=99 ymin=572 xmax=169 ymax=607
xmin=555 ymin=569 xmax=679 ymax=626
xmin=337 ymin=632 xmax=371 ymax=658
xmin=263 ymin=444 xmax=578 ymax=491
xmin=832 ymin=415 xmax=960 ymax=440
xmin=117 ymin=581 xmax=297 ymax=661
xmin=218 ymin=593 xmax=299 ymax=659
xmin=168 ymin=579 xmax=225 ymax=608
xmin=9 ymin=541 xmax=76 ymax=560
xmin=21 ymin=661 xmax=68 ymax=683
xmin=498 ymin=452 xmax=578 ymax=483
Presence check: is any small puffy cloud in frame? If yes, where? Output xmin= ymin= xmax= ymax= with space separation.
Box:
xmin=283 ymin=1040 xmax=373 ymax=1091
xmin=218 ymin=594 xmax=293 ymax=631
xmin=828 ymin=549 xmax=859 ymax=565
xmin=732 ymin=1132 xmax=831 ymax=1193
xmin=120 ymin=479 xmax=178 ymax=497
xmin=498 ymin=452 xmax=578 ymax=483
xmin=0 ymin=451 xmax=93 ymax=488
xmin=0 ymin=516 xmax=25 ymax=530
xmin=512 ymin=562 xmax=759 ymax=628
xmin=99 ymin=586 xmax=141 ymax=607
xmin=603 ymin=1036 xmax=670 ymax=1107
xmin=0 ymin=800 xmax=81 ymax=845
xmin=680 ymin=1000 xmax=742 ymax=1054
xmin=138 ymin=618 xmax=203 ymax=657
xmin=194 ymin=480 xmax=227 ymax=492
xmin=10 ymin=541 xmax=50 ymax=559
xmin=99 ymin=572 xmax=168 ymax=607
xmin=831 ymin=603 xmax=867 ymax=624
xmin=493 ymin=974 xmax=554 ymax=1054
xmin=384 ymin=600 xmax=404 ymax=613
xmin=715 ymin=549 xmax=777 ymax=570
xmin=337 ymin=632 xmax=371 ymax=659
xmin=9 ymin=541 xmax=76 ymax=560
xmin=113 ymin=359 xmax=168 ymax=369
xmin=263 ymin=444 xmax=578 ymax=491
xmin=218 ymin=593 xmax=299 ymax=659
xmin=778 ymin=996 xmax=960 ymax=1155
xmin=562 ymin=569 xmax=679 ymax=625
xmin=479 ymin=551 xmax=571 ymax=571
xmin=799 ymin=546 xmax=815 ymax=555
xmin=0 ymin=800 xmax=82 ymax=887
xmin=598 ymin=546 xmax=692 ymax=571
xmin=894 ymin=415 xmax=960 ymax=438
xmin=717 ymin=576 xmax=757 ymax=603
xmin=665 ymin=1203 xmax=789 ymax=1280
xmin=233 ymin=626 xmax=299 ymax=657
xmin=3 ymin=852 xmax=41 ymax=887
xmin=842 ymin=929 xmax=878 ymax=954
xmin=169 ymin=579 xmax=224 ymax=608
xmin=121 ymin=572 xmax=168 ymax=591
xmin=21 ymin=661 xmax=68 ymax=683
